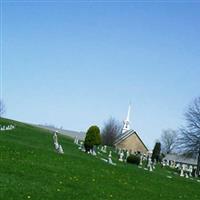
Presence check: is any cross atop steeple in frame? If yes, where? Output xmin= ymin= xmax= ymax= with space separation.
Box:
xmin=122 ymin=103 xmax=131 ymax=133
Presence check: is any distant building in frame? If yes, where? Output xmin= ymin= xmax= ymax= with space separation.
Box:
xmin=164 ymin=154 xmax=197 ymax=166
xmin=114 ymin=104 xmax=148 ymax=154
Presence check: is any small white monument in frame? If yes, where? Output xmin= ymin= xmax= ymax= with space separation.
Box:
xmin=58 ymin=145 xmax=64 ymax=154
xmin=119 ymin=152 xmax=124 ymax=162
xmin=54 ymin=142 xmax=59 ymax=150
xmin=74 ymin=136 xmax=79 ymax=145
xmin=53 ymin=132 xmax=58 ymax=144
xmin=101 ymin=145 xmax=107 ymax=153
xmin=189 ymin=165 xmax=193 ymax=177
xmin=92 ymin=150 xmax=97 ymax=156
xmin=139 ymin=155 xmax=143 ymax=166
xmin=185 ymin=172 xmax=189 ymax=178
xmin=149 ymin=163 xmax=153 ymax=172
xmin=126 ymin=150 xmax=130 ymax=161
xmin=147 ymin=157 xmax=151 ymax=167
xmin=147 ymin=157 xmax=153 ymax=171
xmin=104 ymin=145 xmax=107 ymax=153
xmin=108 ymin=151 xmax=116 ymax=165
xmin=180 ymin=166 xmax=184 ymax=177
xmin=53 ymin=132 xmax=59 ymax=150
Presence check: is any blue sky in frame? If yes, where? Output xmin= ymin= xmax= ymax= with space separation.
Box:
xmin=1 ymin=1 xmax=200 ymax=148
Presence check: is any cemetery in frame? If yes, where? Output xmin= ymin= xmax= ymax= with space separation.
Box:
xmin=0 ymin=117 xmax=200 ymax=200
xmin=1 ymin=2 xmax=199 ymax=200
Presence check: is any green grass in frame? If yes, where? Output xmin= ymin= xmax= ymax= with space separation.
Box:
xmin=0 ymin=118 xmax=200 ymax=200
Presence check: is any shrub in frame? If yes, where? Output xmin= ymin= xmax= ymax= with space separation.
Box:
xmin=84 ymin=125 xmax=101 ymax=152
xmin=127 ymin=155 xmax=140 ymax=165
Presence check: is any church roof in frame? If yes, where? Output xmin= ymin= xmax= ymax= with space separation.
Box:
xmin=114 ymin=129 xmax=148 ymax=151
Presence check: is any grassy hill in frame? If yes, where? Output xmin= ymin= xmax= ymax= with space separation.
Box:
xmin=0 ymin=118 xmax=200 ymax=200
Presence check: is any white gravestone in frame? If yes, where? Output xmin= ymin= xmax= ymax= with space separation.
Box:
xmin=185 ymin=172 xmax=189 ymax=178
xmin=189 ymin=165 xmax=193 ymax=177
xmin=147 ymin=157 xmax=153 ymax=171
xmin=74 ymin=136 xmax=78 ymax=145
xmin=180 ymin=165 xmax=184 ymax=177
xmin=104 ymin=145 xmax=107 ymax=153
xmin=53 ymin=132 xmax=59 ymax=150
xmin=58 ymin=145 xmax=64 ymax=154
xmin=92 ymin=150 xmax=97 ymax=156
xmin=147 ymin=157 xmax=151 ymax=167
xmin=119 ymin=152 xmax=124 ymax=162
xmin=126 ymin=150 xmax=130 ymax=161
xmin=153 ymin=159 xmax=156 ymax=169
xmin=149 ymin=163 xmax=153 ymax=172
xmin=139 ymin=155 xmax=143 ymax=166
xmin=108 ymin=151 xmax=116 ymax=165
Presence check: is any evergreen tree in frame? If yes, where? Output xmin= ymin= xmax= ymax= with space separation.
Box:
xmin=84 ymin=125 xmax=101 ymax=151
xmin=151 ymin=142 xmax=161 ymax=162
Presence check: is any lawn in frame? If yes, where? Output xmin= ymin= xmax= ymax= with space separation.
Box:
xmin=0 ymin=118 xmax=199 ymax=200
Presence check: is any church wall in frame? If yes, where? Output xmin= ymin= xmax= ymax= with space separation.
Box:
xmin=116 ymin=134 xmax=148 ymax=154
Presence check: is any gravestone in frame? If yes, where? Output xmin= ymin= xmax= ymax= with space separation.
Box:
xmin=180 ymin=165 xmax=184 ymax=177
xmin=53 ymin=132 xmax=59 ymax=150
xmin=119 ymin=152 xmax=124 ymax=162
xmin=139 ymin=155 xmax=143 ymax=166
xmin=153 ymin=159 xmax=156 ymax=169
xmin=54 ymin=142 xmax=59 ymax=150
xmin=189 ymin=165 xmax=193 ymax=177
xmin=92 ymin=150 xmax=97 ymax=156
xmin=185 ymin=172 xmax=189 ymax=178
xmin=147 ymin=157 xmax=153 ymax=171
xmin=149 ymin=163 xmax=153 ymax=172
xmin=53 ymin=132 xmax=58 ymax=144
xmin=58 ymin=145 xmax=64 ymax=154
xmin=104 ymin=145 xmax=107 ymax=153
xmin=74 ymin=136 xmax=78 ymax=145
xmin=126 ymin=150 xmax=130 ymax=162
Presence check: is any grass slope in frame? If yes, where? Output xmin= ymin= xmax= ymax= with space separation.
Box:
xmin=0 ymin=118 xmax=200 ymax=200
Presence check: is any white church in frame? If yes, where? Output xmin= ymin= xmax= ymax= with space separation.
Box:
xmin=114 ymin=104 xmax=148 ymax=154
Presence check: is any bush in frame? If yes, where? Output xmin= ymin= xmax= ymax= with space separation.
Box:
xmin=127 ymin=155 xmax=140 ymax=165
xmin=84 ymin=125 xmax=101 ymax=152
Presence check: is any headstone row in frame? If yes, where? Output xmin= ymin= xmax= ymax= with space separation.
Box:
xmin=0 ymin=125 xmax=15 ymax=131
xmin=162 ymin=159 xmax=198 ymax=178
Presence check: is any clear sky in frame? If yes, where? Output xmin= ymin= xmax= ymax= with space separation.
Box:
xmin=1 ymin=1 xmax=200 ymax=148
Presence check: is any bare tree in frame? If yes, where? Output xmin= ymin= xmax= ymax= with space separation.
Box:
xmin=161 ymin=129 xmax=177 ymax=154
xmin=101 ymin=117 xmax=122 ymax=146
xmin=178 ymin=97 xmax=200 ymax=175
xmin=0 ymin=99 xmax=5 ymax=117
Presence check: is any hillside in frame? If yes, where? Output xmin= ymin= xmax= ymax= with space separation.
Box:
xmin=0 ymin=118 xmax=200 ymax=200
xmin=35 ymin=124 xmax=85 ymax=140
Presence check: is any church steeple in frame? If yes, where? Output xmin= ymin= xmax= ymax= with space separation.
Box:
xmin=122 ymin=103 xmax=131 ymax=133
